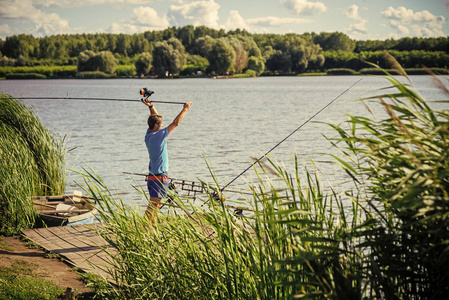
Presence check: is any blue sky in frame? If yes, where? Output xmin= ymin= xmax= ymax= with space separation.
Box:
xmin=0 ymin=0 xmax=448 ymax=40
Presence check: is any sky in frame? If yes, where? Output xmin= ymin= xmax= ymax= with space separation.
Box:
xmin=0 ymin=0 xmax=448 ymax=41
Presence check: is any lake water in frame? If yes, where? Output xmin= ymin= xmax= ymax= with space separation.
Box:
xmin=1 ymin=75 xmax=448 ymax=209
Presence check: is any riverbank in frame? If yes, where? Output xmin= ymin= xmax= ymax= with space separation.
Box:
xmin=0 ymin=65 xmax=447 ymax=80
xmin=0 ymin=235 xmax=93 ymax=299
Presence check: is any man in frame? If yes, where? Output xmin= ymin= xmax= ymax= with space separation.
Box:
xmin=142 ymin=98 xmax=192 ymax=222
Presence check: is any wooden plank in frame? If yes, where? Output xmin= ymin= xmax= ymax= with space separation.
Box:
xmin=22 ymin=225 xmax=115 ymax=282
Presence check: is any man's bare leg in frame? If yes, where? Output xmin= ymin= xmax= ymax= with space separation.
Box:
xmin=145 ymin=197 xmax=162 ymax=223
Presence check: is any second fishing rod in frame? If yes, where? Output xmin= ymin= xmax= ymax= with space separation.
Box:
xmin=199 ymin=78 xmax=363 ymax=208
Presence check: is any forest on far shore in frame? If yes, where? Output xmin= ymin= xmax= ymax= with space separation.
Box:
xmin=1 ymin=26 xmax=448 ymax=79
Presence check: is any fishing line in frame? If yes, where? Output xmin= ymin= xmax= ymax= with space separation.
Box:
xmin=220 ymin=78 xmax=363 ymax=193
xmin=11 ymin=96 xmax=185 ymax=105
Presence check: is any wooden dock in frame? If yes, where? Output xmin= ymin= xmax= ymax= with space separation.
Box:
xmin=22 ymin=224 xmax=115 ymax=282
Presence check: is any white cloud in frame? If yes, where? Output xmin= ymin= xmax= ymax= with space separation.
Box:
xmin=345 ymin=5 xmax=362 ymax=21
xmin=131 ymin=6 xmax=170 ymax=28
xmin=223 ymin=10 xmax=251 ymax=31
xmin=281 ymin=0 xmax=326 ymax=15
xmin=0 ymin=0 xmax=72 ymax=37
xmin=247 ymin=16 xmax=312 ymax=27
xmin=32 ymin=0 xmax=176 ymax=8
xmin=348 ymin=19 xmax=368 ymax=34
xmin=167 ymin=0 xmax=221 ymax=28
xmin=345 ymin=5 xmax=368 ymax=37
xmin=107 ymin=22 xmax=148 ymax=34
xmin=381 ymin=6 xmax=446 ymax=37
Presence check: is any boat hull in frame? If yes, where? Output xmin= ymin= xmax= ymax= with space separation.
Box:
xmin=32 ymin=193 xmax=98 ymax=227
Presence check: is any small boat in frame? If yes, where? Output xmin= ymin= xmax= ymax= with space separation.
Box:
xmin=32 ymin=191 xmax=98 ymax=226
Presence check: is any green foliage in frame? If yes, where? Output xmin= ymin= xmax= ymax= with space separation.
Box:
xmin=115 ymin=64 xmax=136 ymax=77
xmin=134 ymin=52 xmax=152 ymax=76
xmin=355 ymin=36 xmax=449 ymax=53
xmin=5 ymin=73 xmax=47 ymax=79
xmin=323 ymin=50 xmax=449 ymax=71
xmin=0 ymin=94 xmax=66 ymax=235
xmin=0 ymin=262 xmax=65 ymax=299
xmin=359 ymin=67 xmax=448 ymax=75
xmin=0 ymin=65 xmax=76 ymax=78
xmin=152 ymin=38 xmax=186 ymax=77
xmin=313 ymin=31 xmax=356 ymax=52
xmin=326 ymin=68 xmax=358 ymax=75
xmin=243 ymin=69 xmax=257 ymax=77
xmin=76 ymin=71 xmax=112 ymax=79
xmin=180 ymin=53 xmax=209 ymax=76
xmin=329 ymin=61 xmax=449 ymax=298
xmin=77 ymin=50 xmax=118 ymax=74
xmin=207 ymin=38 xmax=236 ymax=75
xmin=0 ymin=28 xmax=447 ymax=77
xmin=247 ymin=56 xmax=265 ymax=75
xmin=192 ymin=35 xmax=215 ymax=57
xmin=74 ymin=65 xmax=449 ymax=299
xmin=265 ymin=50 xmax=290 ymax=74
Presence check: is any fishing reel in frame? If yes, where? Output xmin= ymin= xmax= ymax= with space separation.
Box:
xmin=139 ymin=87 xmax=154 ymax=99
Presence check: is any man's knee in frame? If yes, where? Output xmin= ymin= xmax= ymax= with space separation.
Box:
xmin=149 ymin=197 xmax=162 ymax=209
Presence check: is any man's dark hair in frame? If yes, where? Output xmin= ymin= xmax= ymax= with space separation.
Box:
xmin=148 ymin=114 xmax=163 ymax=129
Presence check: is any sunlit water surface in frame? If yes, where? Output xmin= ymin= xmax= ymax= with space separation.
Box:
xmin=1 ymin=75 xmax=448 ymax=210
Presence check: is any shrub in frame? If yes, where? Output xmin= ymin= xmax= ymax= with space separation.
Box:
xmin=5 ymin=73 xmax=46 ymax=79
xmin=115 ymin=65 xmax=136 ymax=77
xmin=244 ymin=69 xmax=257 ymax=77
xmin=76 ymin=71 xmax=112 ymax=79
xmin=326 ymin=68 xmax=358 ymax=75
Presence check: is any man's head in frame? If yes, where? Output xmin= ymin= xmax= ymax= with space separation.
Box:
xmin=148 ymin=114 xmax=163 ymax=130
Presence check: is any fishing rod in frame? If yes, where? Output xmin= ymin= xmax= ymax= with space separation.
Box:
xmin=8 ymin=87 xmax=186 ymax=105
xmin=219 ymin=78 xmax=363 ymax=193
xmin=12 ymin=97 xmax=185 ymax=105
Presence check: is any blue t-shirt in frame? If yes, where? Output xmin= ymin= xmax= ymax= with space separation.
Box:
xmin=145 ymin=127 xmax=169 ymax=174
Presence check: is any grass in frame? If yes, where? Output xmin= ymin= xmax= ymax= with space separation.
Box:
xmin=0 ymin=94 xmax=66 ymax=235
xmin=75 ymin=57 xmax=449 ymax=299
xmin=0 ymin=260 xmax=65 ymax=300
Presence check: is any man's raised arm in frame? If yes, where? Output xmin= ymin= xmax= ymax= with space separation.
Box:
xmin=168 ymin=102 xmax=192 ymax=134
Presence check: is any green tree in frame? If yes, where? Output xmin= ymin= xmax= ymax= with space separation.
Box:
xmin=115 ymin=34 xmax=131 ymax=56
xmin=266 ymin=50 xmax=290 ymax=74
xmin=2 ymin=34 xmax=38 ymax=59
xmin=130 ymin=34 xmax=151 ymax=57
xmin=77 ymin=50 xmax=117 ymax=74
xmin=313 ymin=32 xmax=355 ymax=52
xmin=192 ymin=35 xmax=215 ymax=57
xmin=247 ymin=56 xmax=265 ymax=75
xmin=152 ymin=38 xmax=186 ymax=77
xmin=227 ymin=36 xmax=248 ymax=73
xmin=207 ymin=38 xmax=236 ymax=75
xmin=135 ymin=52 xmax=153 ymax=76
xmin=177 ymin=25 xmax=195 ymax=52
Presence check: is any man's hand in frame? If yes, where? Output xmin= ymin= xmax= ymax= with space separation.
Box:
xmin=142 ymin=98 xmax=152 ymax=108
xmin=183 ymin=102 xmax=193 ymax=111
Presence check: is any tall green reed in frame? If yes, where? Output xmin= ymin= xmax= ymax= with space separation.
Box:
xmin=78 ymin=59 xmax=448 ymax=299
xmin=0 ymin=93 xmax=66 ymax=235
xmin=79 ymin=154 xmax=363 ymax=299
xmin=328 ymin=54 xmax=449 ymax=299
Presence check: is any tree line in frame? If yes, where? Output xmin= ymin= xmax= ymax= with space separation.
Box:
xmin=0 ymin=26 xmax=448 ymax=77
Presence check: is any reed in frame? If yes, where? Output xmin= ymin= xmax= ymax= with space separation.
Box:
xmin=78 ymin=62 xmax=448 ymax=299
xmin=328 ymin=56 xmax=449 ymax=298
xmin=79 ymin=155 xmax=365 ymax=299
xmin=0 ymin=94 xmax=66 ymax=235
